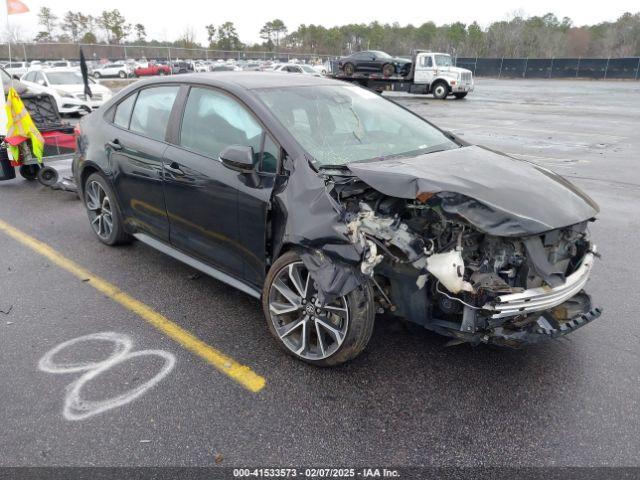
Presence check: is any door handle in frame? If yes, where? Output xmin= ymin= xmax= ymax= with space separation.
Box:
xmin=107 ymin=139 xmax=122 ymax=151
xmin=164 ymin=161 xmax=184 ymax=176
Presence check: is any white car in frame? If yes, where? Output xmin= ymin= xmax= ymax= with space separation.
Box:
xmin=193 ymin=61 xmax=208 ymax=73
xmin=312 ymin=63 xmax=329 ymax=75
xmin=4 ymin=61 xmax=29 ymax=78
xmin=273 ymin=63 xmax=322 ymax=76
xmin=92 ymin=62 xmax=131 ymax=79
xmin=20 ymin=68 xmax=113 ymax=115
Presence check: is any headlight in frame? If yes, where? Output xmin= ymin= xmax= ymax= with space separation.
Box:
xmin=74 ymin=94 xmax=87 ymax=100
xmin=56 ymin=90 xmax=75 ymax=98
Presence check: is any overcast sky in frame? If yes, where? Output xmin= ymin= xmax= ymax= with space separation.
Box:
xmin=4 ymin=0 xmax=639 ymax=45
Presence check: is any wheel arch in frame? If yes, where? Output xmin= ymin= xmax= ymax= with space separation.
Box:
xmin=430 ymin=77 xmax=451 ymax=91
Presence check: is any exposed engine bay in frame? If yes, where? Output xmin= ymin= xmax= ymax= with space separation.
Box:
xmin=294 ymin=171 xmax=601 ymax=348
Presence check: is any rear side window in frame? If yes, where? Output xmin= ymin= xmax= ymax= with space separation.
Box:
xmin=113 ymin=93 xmax=137 ymax=129
xmin=129 ymin=86 xmax=179 ymax=141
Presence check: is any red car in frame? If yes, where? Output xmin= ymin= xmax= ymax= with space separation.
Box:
xmin=133 ymin=63 xmax=171 ymax=77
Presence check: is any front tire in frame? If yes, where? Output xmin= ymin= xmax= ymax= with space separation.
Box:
xmin=93 ymin=72 xmax=101 ymax=79
xmin=118 ymin=71 xmax=126 ymax=79
xmin=454 ymin=92 xmax=468 ymax=99
xmin=83 ymin=173 xmax=132 ymax=246
xmin=432 ymin=81 xmax=449 ymax=99
xmin=263 ymin=251 xmax=375 ymax=366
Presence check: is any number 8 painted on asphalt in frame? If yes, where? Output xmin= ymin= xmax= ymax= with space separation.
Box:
xmin=38 ymin=332 xmax=176 ymax=421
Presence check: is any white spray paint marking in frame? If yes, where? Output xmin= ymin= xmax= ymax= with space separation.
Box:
xmin=38 ymin=332 xmax=176 ymax=421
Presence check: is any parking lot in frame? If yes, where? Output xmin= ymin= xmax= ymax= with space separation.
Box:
xmin=1 ymin=78 xmax=639 ymax=467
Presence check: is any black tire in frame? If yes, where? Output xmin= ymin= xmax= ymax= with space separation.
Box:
xmin=19 ymin=164 xmax=40 ymax=181
xmin=83 ymin=172 xmax=132 ymax=246
xmin=37 ymin=165 xmax=58 ymax=186
xmin=432 ymin=81 xmax=449 ymax=100
xmin=262 ymin=250 xmax=375 ymax=367
xmin=382 ymin=63 xmax=395 ymax=77
xmin=454 ymin=92 xmax=468 ymax=99
xmin=92 ymin=72 xmax=101 ymax=79
xmin=343 ymin=62 xmax=355 ymax=77
xmin=118 ymin=70 xmax=126 ymax=79
xmin=158 ymin=70 xmax=166 ymax=76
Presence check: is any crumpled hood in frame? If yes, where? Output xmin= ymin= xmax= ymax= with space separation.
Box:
xmin=347 ymin=145 xmax=599 ymax=236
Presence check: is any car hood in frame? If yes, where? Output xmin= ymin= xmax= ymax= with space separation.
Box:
xmin=346 ymin=145 xmax=599 ymax=236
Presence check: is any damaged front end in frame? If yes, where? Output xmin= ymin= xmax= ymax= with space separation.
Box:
xmin=338 ymin=187 xmax=601 ymax=347
xmin=279 ymin=164 xmax=602 ymax=349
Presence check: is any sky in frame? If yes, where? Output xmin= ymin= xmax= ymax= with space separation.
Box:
xmin=4 ymin=0 xmax=639 ymax=45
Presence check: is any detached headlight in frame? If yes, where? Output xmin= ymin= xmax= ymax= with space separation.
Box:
xmin=74 ymin=93 xmax=87 ymax=100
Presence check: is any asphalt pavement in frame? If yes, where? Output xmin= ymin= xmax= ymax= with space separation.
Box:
xmin=0 ymin=78 xmax=639 ymax=467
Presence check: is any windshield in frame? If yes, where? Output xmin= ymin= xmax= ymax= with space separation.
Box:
xmin=434 ymin=54 xmax=453 ymax=67
xmin=256 ymin=85 xmax=457 ymax=165
xmin=301 ymin=65 xmax=316 ymax=73
xmin=47 ymin=71 xmax=84 ymax=85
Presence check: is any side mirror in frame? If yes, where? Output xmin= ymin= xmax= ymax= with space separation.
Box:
xmin=219 ymin=145 xmax=255 ymax=172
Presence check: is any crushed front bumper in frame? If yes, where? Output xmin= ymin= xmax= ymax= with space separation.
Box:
xmin=484 ymin=251 xmax=596 ymax=319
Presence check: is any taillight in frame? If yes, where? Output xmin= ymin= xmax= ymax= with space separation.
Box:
xmin=74 ymin=124 xmax=81 ymax=136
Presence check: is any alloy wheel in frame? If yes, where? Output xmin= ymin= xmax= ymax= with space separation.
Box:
xmin=268 ymin=261 xmax=350 ymax=361
xmin=85 ymin=181 xmax=114 ymax=240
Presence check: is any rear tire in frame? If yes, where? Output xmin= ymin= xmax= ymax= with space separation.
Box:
xmin=454 ymin=92 xmax=468 ymax=99
xmin=382 ymin=63 xmax=395 ymax=77
xmin=432 ymin=81 xmax=449 ymax=99
xmin=83 ymin=172 xmax=132 ymax=246
xmin=262 ymin=251 xmax=375 ymax=366
xmin=93 ymin=72 xmax=101 ymax=79
xmin=118 ymin=71 xmax=126 ymax=79
xmin=343 ymin=63 xmax=355 ymax=77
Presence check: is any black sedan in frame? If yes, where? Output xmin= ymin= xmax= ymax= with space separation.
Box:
xmin=338 ymin=50 xmax=411 ymax=77
xmin=73 ymin=72 xmax=601 ymax=366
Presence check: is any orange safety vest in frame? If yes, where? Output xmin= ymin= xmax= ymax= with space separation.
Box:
xmin=5 ymin=87 xmax=44 ymax=163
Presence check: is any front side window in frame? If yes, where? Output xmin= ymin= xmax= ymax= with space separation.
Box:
xmin=129 ymin=86 xmax=179 ymax=141
xmin=179 ymin=87 xmax=263 ymax=161
xmin=256 ymin=85 xmax=456 ymax=166
xmin=420 ymin=56 xmax=433 ymax=68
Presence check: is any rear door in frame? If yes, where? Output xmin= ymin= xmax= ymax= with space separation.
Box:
xmin=106 ymin=85 xmax=180 ymax=241
xmin=162 ymin=85 xmax=279 ymax=283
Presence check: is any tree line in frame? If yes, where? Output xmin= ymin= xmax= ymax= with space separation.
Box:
xmin=17 ymin=8 xmax=640 ymax=58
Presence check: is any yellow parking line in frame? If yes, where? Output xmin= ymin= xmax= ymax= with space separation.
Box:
xmin=0 ymin=218 xmax=266 ymax=393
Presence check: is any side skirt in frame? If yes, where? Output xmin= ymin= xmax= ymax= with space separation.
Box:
xmin=134 ymin=233 xmax=262 ymax=299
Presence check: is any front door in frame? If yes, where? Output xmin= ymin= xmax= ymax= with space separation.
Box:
xmin=413 ymin=54 xmax=436 ymax=85
xmin=162 ymin=86 xmax=273 ymax=279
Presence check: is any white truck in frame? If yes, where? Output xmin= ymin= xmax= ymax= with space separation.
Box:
xmin=330 ymin=50 xmax=474 ymax=99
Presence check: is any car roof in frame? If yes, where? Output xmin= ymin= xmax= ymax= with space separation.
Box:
xmin=135 ymin=71 xmax=344 ymax=90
